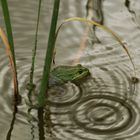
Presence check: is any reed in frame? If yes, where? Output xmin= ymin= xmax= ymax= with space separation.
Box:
xmin=28 ymin=0 xmax=42 ymax=95
xmin=1 ymin=0 xmax=16 ymax=65
xmin=1 ymin=0 xmax=19 ymax=99
xmin=38 ymin=0 xmax=60 ymax=106
xmin=0 ymin=28 xmax=18 ymax=98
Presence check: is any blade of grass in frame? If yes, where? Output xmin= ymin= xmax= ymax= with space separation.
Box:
xmin=0 ymin=28 xmax=18 ymax=98
xmin=1 ymin=0 xmax=19 ymax=99
xmin=38 ymin=0 xmax=60 ymax=106
xmin=28 ymin=0 xmax=42 ymax=95
xmin=56 ymin=17 xmax=136 ymax=76
xmin=1 ymin=0 xmax=16 ymax=65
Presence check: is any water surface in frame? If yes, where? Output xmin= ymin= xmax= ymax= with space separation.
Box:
xmin=0 ymin=0 xmax=140 ymax=140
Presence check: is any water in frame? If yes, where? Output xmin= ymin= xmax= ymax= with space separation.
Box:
xmin=0 ymin=0 xmax=140 ymax=140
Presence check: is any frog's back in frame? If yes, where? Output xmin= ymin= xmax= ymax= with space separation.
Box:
xmin=49 ymin=74 xmax=64 ymax=86
xmin=50 ymin=66 xmax=75 ymax=82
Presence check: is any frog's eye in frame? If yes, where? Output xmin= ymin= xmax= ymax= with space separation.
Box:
xmin=78 ymin=69 xmax=83 ymax=74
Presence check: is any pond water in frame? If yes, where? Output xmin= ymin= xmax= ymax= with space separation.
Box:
xmin=0 ymin=0 xmax=140 ymax=140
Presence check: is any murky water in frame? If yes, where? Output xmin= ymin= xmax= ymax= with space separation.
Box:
xmin=0 ymin=0 xmax=140 ymax=140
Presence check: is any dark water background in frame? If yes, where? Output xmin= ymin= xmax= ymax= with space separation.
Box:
xmin=0 ymin=0 xmax=140 ymax=140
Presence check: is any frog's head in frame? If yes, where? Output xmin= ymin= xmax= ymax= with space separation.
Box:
xmin=71 ymin=64 xmax=90 ymax=82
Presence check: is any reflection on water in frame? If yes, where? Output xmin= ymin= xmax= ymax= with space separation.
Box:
xmin=6 ymin=105 xmax=17 ymax=140
xmin=1 ymin=0 xmax=140 ymax=140
xmin=86 ymin=0 xmax=103 ymax=43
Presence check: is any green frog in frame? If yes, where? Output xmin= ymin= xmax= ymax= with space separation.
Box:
xmin=49 ymin=64 xmax=90 ymax=86
xmin=26 ymin=64 xmax=90 ymax=108
xmin=26 ymin=64 xmax=90 ymax=90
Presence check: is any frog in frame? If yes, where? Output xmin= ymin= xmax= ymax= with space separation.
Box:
xmin=26 ymin=64 xmax=90 ymax=90
xmin=26 ymin=64 xmax=90 ymax=108
xmin=49 ymin=64 xmax=90 ymax=86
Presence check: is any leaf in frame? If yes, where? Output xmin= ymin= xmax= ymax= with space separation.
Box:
xmin=1 ymin=0 xmax=16 ymax=64
xmin=0 ymin=28 xmax=18 ymax=96
xmin=38 ymin=0 xmax=60 ymax=107
xmin=28 ymin=0 xmax=42 ymax=95
xmin=1 ymin=0 xmax=19 ymax=100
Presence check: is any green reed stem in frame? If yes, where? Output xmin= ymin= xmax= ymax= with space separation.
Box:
xmin=1 ymin=0 xmax=19 ymax=98
xmin=28 ymin=0 xmax=42 ymax=95
xmin=38 ymin=0 xmax=60 ymax=106
xmin=1 ymin=0 xmax=16 ymax=65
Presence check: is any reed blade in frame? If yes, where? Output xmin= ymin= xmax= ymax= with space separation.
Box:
xmin=0 ymin=28 xmax=18 ymax=97
xmin=1 ymin=0 xmax=19 ymax=99
xmin=38 ymin=0 xmax=60 ymax=106
xmin=28 ymin=0 xmax=42 ymax=95
xmin=1 ymin=0 xmax=16 ymax=64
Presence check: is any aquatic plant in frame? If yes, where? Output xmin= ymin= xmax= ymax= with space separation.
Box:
xmin=0 ymin=28 xmax=18 ymax=99
xmin=28 ymin=0 xmax=42 ymax=95
xmin=0 ymin=0 xmax=19 ymax=100
xmin=38 ymin=0 xmax=60 ymax=106
xmin=1 ymin=0 xmax=16 ymax=63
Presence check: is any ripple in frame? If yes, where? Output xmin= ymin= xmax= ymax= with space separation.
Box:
xmin=81 ymin=65 xmax=133 ymax=96
xmin=73 ymin=92 xmax=140 ymax=138
xmin=1 ymin=0 xmax=140 ymax=139
xmin=47 ymin=82 xmax=82 ymax=107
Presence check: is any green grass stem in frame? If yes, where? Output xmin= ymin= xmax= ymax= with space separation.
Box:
xmin=28 ymin=0 xmax=42 ymax=95
xmin=1 ymin=0 xmax=16 ymax=65
xmin=1 ymin=0 xmax=19 ymax=99
xmin=38 ymin=0 xmax=60 ymax=106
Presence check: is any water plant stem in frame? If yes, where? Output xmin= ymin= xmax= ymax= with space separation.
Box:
xmin=38 ymin=0 xmax=60 ymax=106
xmin=1 ymin=0 xmax=19 ymax=98
xmin=0 ymin=28 xmax=18 ymax=100
xmin=1 ymin=0 xmax=16 ymax=65
xmin=28 ymin=0 xmax=42 ymax=95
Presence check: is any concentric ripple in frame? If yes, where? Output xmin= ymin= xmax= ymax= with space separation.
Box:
xmin=47 ymin=82 xmax=82 ymax=106
xmin=73 ymin=92 xmax=140 ymax=138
